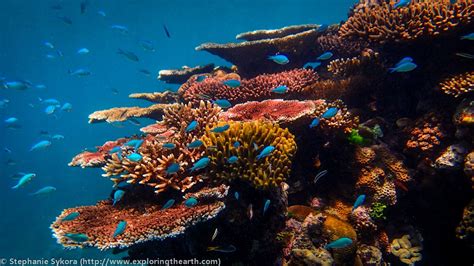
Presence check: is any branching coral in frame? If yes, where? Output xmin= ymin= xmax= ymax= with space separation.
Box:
xmin=339 ymin=0 xmax=474 ymax=44
xmin=178 ymin=68 xmax=319 ymax=106
xmin=50 ymin=185 xmax=228 ymax=250
xmin=327 ymin=49 xmax=381 ymax=78
xmin=201 ymin=121 xmax=296 ymax=189
xmin=439 ymin=71 xmax=474 ymax=98
xmin=405 ymin=112 xmax=448 ymax=155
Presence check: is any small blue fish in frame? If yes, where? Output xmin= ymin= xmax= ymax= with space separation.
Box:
xmin=321 ymin=107 xmax=338 ymax=119
xmin=123 ymin=139 xmax=141 ymax=147
xmin=162 ymin=143 xmax=176 ymax=149
xmin=77 ymin=48 xmax=90 ymax=55
xmin=263 ymin=199 xmax=271 ymax=214
xmin=395 ymin=57 xmax=414 ymax=67
xmin=352 ymin=194 xmax=366 ymax=211
xmin=44 ymin=105 xmax=56 ymax=115
xmin=309 ymin=118 xmax=320 ymax=128
xmin=140 ymin=40 xmax=155 ymax=52
xmin=214 ymin=99 xmax=232 ymax=109
xmin=117 ymin=49 xmax=139 ymax=62
xmin=271 ymin=85 xmax=288 ymax=94
xmin=184 ymin=197 xmax=198 ymax=207
xmin=4 ymin=81 xmax=30 ymax=90
xmin=190 ymin=157 xmax=210 ymax=172
xmin=187 ymin=140 xmax=203 ymax=149
xmin=316 ymin=52 xmax=333 ymax=61
xmin=196 ymin=75 xmax=206 ymax=82
xmin=268 ymin=54 xmax=289 ymax=65
xmin=69 ymin=68 xmax=91 ymax=76
xmin=97 ymin=10 xmax=106 ymax=17
xmin=30 ymin=140 xmax=51 ymax=151
xmin=303 ymin=61 xmax=321 ymax=69
xmin=211 ymin=124 xmax=230 ymax=133
xmin=227 ymin=156 xmax=238 ymax=164
xmin=4 ymin=117 xmax=18 ymax=124
xmin=65 ymin=233 xmax=88 ymax=242
xmin=41 ymin=98 xmax=60 ymax=105
xmin=461 ymin=33 xmax=474 ymax=41
xmin=60 ymin=103 xmax=73 ymax=112
xmin=161 ymin=199 xmax=175 ymax=210
xmin=256 ymin=146 xmax=275 ymax=160
xmin=127 ymin=153 xmax=142 ymax=162
xmin=133 ymin=140 xmax=143 ymax=150
xmin=234 ymin=192 xmax=239 ymax=200
xmin=233 ymin=141 xmax=240 ymax=148
xmin=43 ymin=41 xmax=54 ymax=49
xmin=223 ymin=79 xmax=241 ymax=88
xmin=30 ymin=186 xmax=56 ymax=196
xmin=207 ymin=245 xmax=237 ymax=253
xmin=12 ymin=173 xmax=36 ymax=189
xmin=109 ymin=146 xmax=121 ymax=154
xmin=394 ymin=0 xmax=410 ymax=9
xmin=325 ymin=237 xmax=353 ymax=249
xmin=51 ymin=134 xmax=64 ymax=140
xmin=186 ymin=120 xmax=198 ymax=132
xmin=113 ymin=190 xmax=125 ymax=206
xmin=35 ymin=84 xmax=47 ymax=89
xmin=166 ymin=163 xmax=180 ymax=175
xmin=61 ymin=212 xmax=80 ymax=221
xmin=113 ymin=221 xmax=127 ymax=238
xmin=389 ymin=62 xmax=417 ymax=73
xmin=111 ymin=25 xmax=129 ymax=34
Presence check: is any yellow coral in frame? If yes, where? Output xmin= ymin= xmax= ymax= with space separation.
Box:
xmin=201 ymin=121 xmax=296 ymax=189
xmin=439 ymin=71 xmax=474 ymax=98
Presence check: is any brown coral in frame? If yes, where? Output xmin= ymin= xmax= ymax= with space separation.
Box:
xmin=339 ymin=0 xmax=474 ymax=44
xmin=405 ymin=112 xmax=448 ymax=155
xmin=88 ymin=103 xmax=178 ymax=123
xmin=158 ymin=64 xmax=215 ymax=84
xmin=129 ymin=91 xmax=179 ymax=104
xmin=327 ymin=49 xmax=381 ymax=78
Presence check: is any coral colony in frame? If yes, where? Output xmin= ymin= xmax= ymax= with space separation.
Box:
xmin=53 ymin=0 xmax=473 ymax=265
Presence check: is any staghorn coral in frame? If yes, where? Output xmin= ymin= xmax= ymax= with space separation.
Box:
xmin=339 ymin=0 xmax=474 ymax=44
xmin=201 ymin=121 xmax=296 ymax=189
xmin=178 ymin=68 xmax=319 ymax=106
xmin=69 ymin=138 xmax=129 ymax=168
xmin=439 ymin=71 xmax=474 ymax=98
xmin=406 ymin=112 xmax=448 ymax=155
xmin=327 ymin=49 xmax=380 ymax=78
xmin=355 ymin=145 xmax=412 ymax=205
xmin=88 ymin=103 xmax=178 ymax=123
xmin=102 ymin=102 xmax=221 ymax=194
xmin=157 ymin=64 xmax=215 ymax=84
xmin=455 ymin=199 xmax=474 ymax=246
xmin=129 ymin=91 xmax=179 ymax=104
xmin=390 ymin=232 xmax=423 ymax=265
xmin=51 ymin=185 xmax=228 ymax=250
xmin=302 ymin=75 xmax=369 ymax=101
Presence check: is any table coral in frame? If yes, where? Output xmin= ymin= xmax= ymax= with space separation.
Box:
xmin=439 ymin=71 xmax=474 ymax=98
xmin=157 ymin=64 xmax=214 ymax=84
xmin=201 ymin=121 xmax=296 ymax=189
xmin=339 ymin=0 xmax=474 ymax=44
xmin=88 ymin=103 xmax=177 ymax=123
xmin=129 ymin=91 xmax=179 ymax=104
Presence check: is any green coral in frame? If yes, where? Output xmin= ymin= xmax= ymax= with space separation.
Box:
xmin=347 ymin=129 xmax=366 ymax=145
xmin=369 ymin=202 xmax=387 ymax=220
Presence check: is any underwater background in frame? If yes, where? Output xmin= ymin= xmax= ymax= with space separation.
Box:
xmin=0 ymin=0 xmax=357 ymax=260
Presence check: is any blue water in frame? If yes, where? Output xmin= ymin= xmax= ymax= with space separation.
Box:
xmin=0 ymin=0 xmax=356 ymax=259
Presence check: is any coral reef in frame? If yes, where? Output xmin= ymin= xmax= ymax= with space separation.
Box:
xmin=157 ymin=64 xmax=215 ymax=84
xmin=201 ymin=121 xmax=296 ymax=188
xmin=129 ymin=91 xmax=179 ymax=104
xmin=439 ymin=71 xmax=474 ymax=98
xmin=339 ymin=0 xmax=474 ymax=44
xmin=405 ymin=112 xmax=449 ymax=157
xmin=464 ymin=151 xmax=474 ymax=190
xmin=456 ymin=199 xmax=474 ymax=247
xmin=88 ymin=104 xmax=177 ymax=123
xmin=69 ymin=138 xmax=129 ymax=168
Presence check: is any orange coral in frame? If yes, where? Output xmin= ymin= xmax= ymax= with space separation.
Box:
xmin=406 ymin=112 xmax=448 ymax=154
xmin=439 ymin=71 xmax=474 ymax=98
xmin=339 ymin=0 xmax=474 ymax=44
xmin=327 ymin=49 xmax=380 ymax=78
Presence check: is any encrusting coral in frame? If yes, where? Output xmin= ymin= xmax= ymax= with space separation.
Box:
xmin=201 ymin=121 xmax=296 ymax=189
xmin=439 ymin=71 xmax=474 ymax=98
xmin=51 ymin=185 xmax=228 ymax=250
xmin=339 ymin=0 xmax=474 ymax=44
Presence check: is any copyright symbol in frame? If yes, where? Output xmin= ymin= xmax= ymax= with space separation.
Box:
xmin=0 ymin=258 xmax=7 ymax=265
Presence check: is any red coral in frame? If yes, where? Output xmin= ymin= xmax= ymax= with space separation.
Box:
xmin=69 ymin=138 xmax=129 ymax=168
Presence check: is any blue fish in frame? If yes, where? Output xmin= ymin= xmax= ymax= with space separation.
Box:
xmin=44 ymin=105 xmax=56 ymax=115
xmin=97 ymin=10 xmax=106 ymax=17
xmin=140 ymin=40 xmax=155 ymax=52
xmin=227 ymin=156 xmax=238 ymax=164
xmin=162 ymin=143 xmax=175 ymax=149
xmin=77 ymin=48 xmax=90 ymax=55
xmin=316 ymin=52 xmax=333 ymax=61
xmin=127 ymin=153 xmax=142 ymax=162
xmin=3 ymin=81 xmax=30 ymax=90
xmin=214 ymin=99 xmax=232 ymax=109
xmin=61 ymin=212 xmax=80 ymax=221
xmin=317 ymin=24 xmax=329 ymax=33
xmin=325 ymin=237 xmax=353 ymax=249
xmin=196 ymin=75 xmax=207 ymax=82
xmin=352 ymin=194 xmax=366 ymax=211
xmin=234 ymin=192 xmax=239 ymax=200
xmin=65 ymin=233 xmax=88 ymax=242
xmin=187 ymin=140 xmax=203 ymax=149
xmin=461 ymin=33 xmax=474 ymax=41
xmin=233 ymin=141 xmax=241 ymax=148
xmin=41 ymin=98 xmax=60 ymax=105
xmin=11 ymin=173 xmax=36 ymax=189
xmin=35 ymin=84 xmax=47 ymax=90
xmin=389 ymin=62 xmax=417 ymax=73
xmin=43 ymin=41 xmax=54 ymax=49
xmin=113 ymin=221 xmax=127 ymax=238
xmin=166 ymin=163 xmax=180 ymax=175
xmin=303 ymin=61 xmax=321 ymax=69
xmin=395 ymin=57 xmax=414 ymax=67
xmin=263 ymin=199 xmax=271 ymax=214
xmin=30 ymin=140 xmax=51 ymax=151
xmin=309 ymin=118 xmax=320 ymax=128
xmin=117 ymin=49 xmax=139 ymax=62
xmin=256 ymin=146 xmax=275 ymax=160
xmin=186 ymin=120 xmax=198 ymax=132
xmin=223 ymin=79 xmax=241 ymax=88
xmin=123 ymin=139 xmax=141 ymax=147
xmin=321 ymin=107 xmax=338 ymax=119
xmin=271 ymin=85 xmax=288 ymax=94
xmin=161 ymin=199 xmax=175 ymax=210
xmin=115 ymin=180 xmax=131 ymax=189
xmin=211 ymin=124 xmax=230 ymax=133
xmin=268 ymin=54 xmax=289 ymax=65
xmin=30 ymin=186 xmax=56 ymax=196
xmin=113 ymin=190 xmax=125 ymax=206
xmin=184 ymin=197 xmax=198 ymax=207
xmin=68 ymin=68 xmax=91 ymax=76
xmin=190 ymin=157 xmax=210 ymax=172
xmin=133 ymin=140 xmax=144 ymax=150
xmin=60 ymin=103 xmax=73 ymax=112
xmin=4 ymin=117 xmax=18 ymax=124
xmin=109 ymin=146 xmax=121 ymax=154
xmin=111 ymin=25 xmax=129 ymax=34
xmin=394 ymin=0 xmax=410 ymax=9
